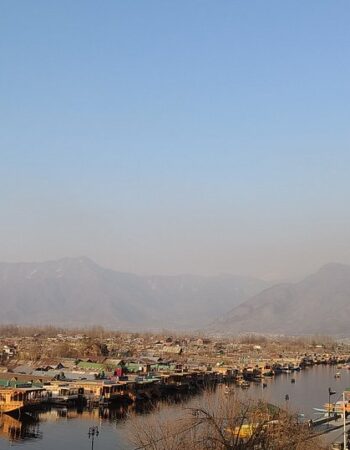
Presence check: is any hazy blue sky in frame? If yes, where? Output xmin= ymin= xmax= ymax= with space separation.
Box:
xmin=1 ymin=1 xmax=349 ymax=280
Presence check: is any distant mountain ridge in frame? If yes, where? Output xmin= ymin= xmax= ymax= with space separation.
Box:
xmin=0 ymin=257 xmax=268 ymax=330
xmin=211 ymin=263 xmax=350 ymax=336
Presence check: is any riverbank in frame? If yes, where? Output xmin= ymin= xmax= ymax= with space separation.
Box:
xmin=1 ymin=365 xmax=350 ymax=449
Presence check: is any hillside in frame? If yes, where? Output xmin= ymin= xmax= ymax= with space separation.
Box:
xmin=0 ymin=257 xmax=267 ymax=330
xmin=211 ymin=263 xmax=350 ymax=336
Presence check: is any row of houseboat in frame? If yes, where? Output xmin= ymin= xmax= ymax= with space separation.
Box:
xmin=1 ymin=354 xmax=347 ymax=416
xmin=0 ymin=371 xmax=222 ymax=415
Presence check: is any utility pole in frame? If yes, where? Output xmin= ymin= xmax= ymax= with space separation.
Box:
xmin=343 ymin=391 xmax=347 ymax=450
xmin=285 ymin=394 xmax=289 ymax=411
xmin=88 ymin=426 xmax=99 ymax=450
xmin=328 ymin=387 xmax=336 ymax=419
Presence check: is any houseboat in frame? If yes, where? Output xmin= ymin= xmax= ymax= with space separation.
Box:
xmin=45 ymin=382 xmax=84 ymax=406
xmin=0 ymin=385 xmax=47 ymax=414
xmin=71 ymin=380 xmax=131 ymax=405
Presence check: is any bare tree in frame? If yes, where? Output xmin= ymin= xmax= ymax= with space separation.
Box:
xmin=130 ymin=390 xmax=326 ymax=450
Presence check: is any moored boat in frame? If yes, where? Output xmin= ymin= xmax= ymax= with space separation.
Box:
xmin=45 ymin=383 xmax=84 ymax=405
xmin=0 ymin=386 xmax=47 ymax=414
xmin=323 ymin=400 xmax=350 ymax=415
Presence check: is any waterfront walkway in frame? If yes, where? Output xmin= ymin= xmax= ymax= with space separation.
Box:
xmin=312 ymin=418 xmax=350 ymax=447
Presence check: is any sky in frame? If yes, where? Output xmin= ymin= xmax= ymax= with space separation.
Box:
xmin=1 ymin=1 xmax=350 ymax=281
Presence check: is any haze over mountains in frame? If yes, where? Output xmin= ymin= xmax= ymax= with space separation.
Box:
xmin=0 ymin=257 xmax=267 ymax=330
xmin=212 ymin=263 xmax=350 ymax=336
xmin=2 ymin=258 xmax=350 ymax=335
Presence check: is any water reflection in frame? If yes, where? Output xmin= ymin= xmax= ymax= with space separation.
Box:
xmin=0 ymin=406 xmax=124 ymax=445
xmin=0 ymin=412 xmax=42 ymax=443
xmin=0 ymin=394 xmax=199 ymax=446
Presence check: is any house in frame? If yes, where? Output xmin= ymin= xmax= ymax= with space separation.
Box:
xmin=164 ymin=337 xmax=173 ymax=346
xmin=0 ymin=372 xmax=53 ymax=385
xmin=76 ymin=361 xmax=106 ymax=373
xmin=3 ymin=346 xmax=16 ymax=357
xmin=103 ymin=359 xmax=125 ymax=370
xmin=124 ymin=359 xmax=156 ymax=374
xmin=162 ymin=345 xmax=183 ymax=355
xmin=33 ymin=360 xmax=65 ymax=371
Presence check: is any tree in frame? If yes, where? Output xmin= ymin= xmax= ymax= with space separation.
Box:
xmin=130 ymin=390 xmax=325 ymax=450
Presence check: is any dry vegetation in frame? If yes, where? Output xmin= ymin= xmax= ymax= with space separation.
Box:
xmin=0 ymin=324 xmax=119 ymax=338
xmin=130 ymin=390 xmax=326 ymax=450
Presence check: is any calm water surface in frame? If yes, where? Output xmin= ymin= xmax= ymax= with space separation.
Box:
xmin=1 ymin=365 xmax=349 ymax=450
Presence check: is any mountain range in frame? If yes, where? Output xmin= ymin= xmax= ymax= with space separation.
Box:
xmin=212 ymin=263 xmax=350 ymax=336
xmin=0 ymin=257 xmax=267 ymax=330
xmin=2 ymin=258 xmax=350 ymax=335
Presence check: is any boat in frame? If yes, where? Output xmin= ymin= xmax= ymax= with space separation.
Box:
xmin=72 ymin=380 xmax=131 ymax=405
xmin=262 ymin=366 xmax=274 ymax=377
xmin=313 ymin=407 xmax=328 ymax=414
xmin=334 ymin=372 xmax=341 ymax=379
xmin=45 ymin=383 xmax=84 ymax=405
xmin=227 ymin=419 xmax=281 ymax=439
xmin=228 ymin=423 xmax=255 ymax=438
xmin=0 ymin=386 xmax=47 ymax=414
xmin=323 ymin=400 xmax=350 ymax=415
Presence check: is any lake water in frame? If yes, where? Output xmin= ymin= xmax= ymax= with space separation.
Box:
xmin=1 ymin=365 xmax=349 ymax=450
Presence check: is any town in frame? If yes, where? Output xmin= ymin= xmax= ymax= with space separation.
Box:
xmin=1 ymin=326 xmax=349 ymax=415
